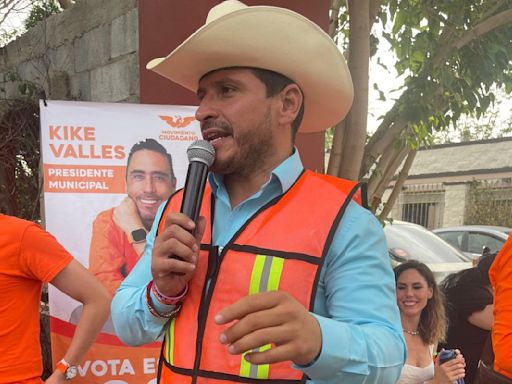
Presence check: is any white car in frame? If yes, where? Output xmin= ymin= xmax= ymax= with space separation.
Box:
xmin=383 ymin=220 xmax=472 ymax=282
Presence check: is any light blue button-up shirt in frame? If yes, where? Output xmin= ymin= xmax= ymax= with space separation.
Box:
xmin=112 ymin=150 xmax=406 ymax=383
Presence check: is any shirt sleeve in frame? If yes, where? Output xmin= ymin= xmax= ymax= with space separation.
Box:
xmin=19 ymin=223 xmax=73 ymax=283
xmin=88 ymin=210 xmax=128 ymax=296
xmin=111 ymin=203 xmax=169 ymax=345
xmin=297 ymin=202 xmax=406 ymax=383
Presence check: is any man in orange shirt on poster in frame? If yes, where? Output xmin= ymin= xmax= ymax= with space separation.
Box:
xmin=489 ymin=233 xmax=512 ymax=380
xmin=0 ymin=213 xmax=110 ymax=383
xmin=89 ymin=138 xmax=177 ymax=296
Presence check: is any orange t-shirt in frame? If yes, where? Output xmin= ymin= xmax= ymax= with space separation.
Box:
xmin=88 ymin=208 xmax=141 ymax=296
xmin=0 ymin=214 xmax=72 ymax=383
xmin=489 ymin=234 xmax=512 ymax=379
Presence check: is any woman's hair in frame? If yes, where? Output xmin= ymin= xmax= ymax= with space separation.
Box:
xmin=440 ymin=252 xmax=496 ymax=326
xmin=476 ymin=252 xmax=497 ymax=285
xmin=394 ymin=260 xmax=447 ymax=345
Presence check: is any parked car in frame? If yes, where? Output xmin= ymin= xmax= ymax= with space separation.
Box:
xmin=383 ymin=220 xmax=472 ymax=282
xmin=433 ymin=225 xmax=511 ymax=260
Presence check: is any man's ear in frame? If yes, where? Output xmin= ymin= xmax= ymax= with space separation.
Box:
xmin=277 ymin=83 xmax=303 ymax=126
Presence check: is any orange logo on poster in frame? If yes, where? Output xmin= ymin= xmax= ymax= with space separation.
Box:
xmin=158 ymin=115 xmax=195 ymax=128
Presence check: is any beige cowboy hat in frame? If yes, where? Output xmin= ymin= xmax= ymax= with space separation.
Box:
xmin=147 ymin=0 xmax=353 ymax=133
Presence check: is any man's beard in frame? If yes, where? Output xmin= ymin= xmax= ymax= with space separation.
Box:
xmin=140 ymin=214 xmax=155 ymax=231
xmin=211 ymin=107 xmax=275 ymax=178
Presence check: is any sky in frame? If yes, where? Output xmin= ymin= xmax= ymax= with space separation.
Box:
xmin=0 ymin=0 xmax=31 ymax=39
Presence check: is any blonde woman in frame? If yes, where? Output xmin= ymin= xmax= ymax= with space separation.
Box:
xmin=394 ymin=260 xmax=466 ymax=383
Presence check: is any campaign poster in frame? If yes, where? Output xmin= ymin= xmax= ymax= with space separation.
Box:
xmin=40 ymin=100 xmax=200 ymax=383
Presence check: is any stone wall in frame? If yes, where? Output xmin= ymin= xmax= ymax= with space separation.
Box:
xmin=0 ymin=0 xmax=139 ymax=102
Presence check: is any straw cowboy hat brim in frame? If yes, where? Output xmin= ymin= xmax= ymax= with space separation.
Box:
xmin=147 ymin=0 xmax=353 ymax=133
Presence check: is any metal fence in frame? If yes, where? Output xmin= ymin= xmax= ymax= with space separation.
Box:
xmin=398 ymin=184 xmax=445 ymax=229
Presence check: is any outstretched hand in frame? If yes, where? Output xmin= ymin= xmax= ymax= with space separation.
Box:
xmin=214 ymin=291 xmax=321 ymax=366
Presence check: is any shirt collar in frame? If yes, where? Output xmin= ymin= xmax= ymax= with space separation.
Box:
xmin=208 ymin=148 xmax=304 ymax=197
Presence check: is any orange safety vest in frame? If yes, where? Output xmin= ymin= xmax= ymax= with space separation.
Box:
xmin=156 ymin=170 xmax=365 ymax=383
xmin=489 ymin=234 xmax=512 ymax=379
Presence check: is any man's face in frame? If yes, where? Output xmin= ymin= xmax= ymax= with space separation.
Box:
xmin=126 ymin=149 xmax=175 ymax=227
xmin=195 ymin=68 xmax=280 ymax=177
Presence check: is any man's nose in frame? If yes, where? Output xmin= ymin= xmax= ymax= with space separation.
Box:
xmin=143 ymin=176 xmax=155 ymax=192
xmin=195 ymin=96 xmax=219 ymax=123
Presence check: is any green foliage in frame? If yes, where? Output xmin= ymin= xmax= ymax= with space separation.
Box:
xmin=24 ymin=0 xmax=61 ymax=30
xmin=433 ymin=88 xmax=512 ymax=142
xmin=381 ymin=0 xmax=512 ymax=147
xmin=0 ymin=29 xmax=20 ymax=47
xmin=325 ymin=127 xmax=334 ymax=153
xmin=2 ymin=71 xmax=42 ymax=98
xmin=465 ymin=181 xmax=512 ymax=227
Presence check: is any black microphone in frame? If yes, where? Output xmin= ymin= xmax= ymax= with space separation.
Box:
xmin=180 ymin=139 xmax=215 ymax=234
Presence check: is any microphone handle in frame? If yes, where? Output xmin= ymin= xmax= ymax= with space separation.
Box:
xmin=180 ymin=161 xmax=209 ymax=234
xmin=168 ymin=161 xmax=208 ymax=277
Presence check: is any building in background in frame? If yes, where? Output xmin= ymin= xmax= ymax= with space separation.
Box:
xmin=384 ymin=137 xmax=512 ymax=229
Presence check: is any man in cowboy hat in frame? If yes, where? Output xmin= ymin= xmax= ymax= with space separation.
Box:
xmin=112 ymin=1 xmax=406 ymax=383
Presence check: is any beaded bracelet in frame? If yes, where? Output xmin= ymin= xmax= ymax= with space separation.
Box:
xmin=145 ymin=281 xmax=182 ymax=319
xmin=151 ymin=280 xmax=188 ymax=306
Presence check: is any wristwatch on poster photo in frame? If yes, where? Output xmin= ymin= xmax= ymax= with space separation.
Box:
xmin=56 ymin=358 xmax=78 ymax=380
xmin=128 ymin=228 xmax=147 ymax=244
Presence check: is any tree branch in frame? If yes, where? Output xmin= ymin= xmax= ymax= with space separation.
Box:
xmin=454 ymin=8 xmax=512 ymax=49
xmin=378 ymin=149 xmax=417 ymax=221
xmin=360 ymin=113 xmax=405 ymax=177
xmin=430 ymin=6 xmax=466 ymax=68
xmin=0 ymin=0 xmax=25 ymax=26
xmin=326 ymin=120 xmax=345 ymax=176
xmin=369 ymin=142 xmax=408 ymax=201
xmin=338 ymin=0 xmax=370 ymax=180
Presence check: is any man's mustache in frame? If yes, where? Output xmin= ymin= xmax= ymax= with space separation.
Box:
xmin=201 ymin=120 xmax=232 ymax=134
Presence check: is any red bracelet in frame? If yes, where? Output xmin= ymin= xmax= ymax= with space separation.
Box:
xmin=145 ymin=282 xmax=182 ymax=319
xmin=150 ymin=280 xmax=188 ymax=305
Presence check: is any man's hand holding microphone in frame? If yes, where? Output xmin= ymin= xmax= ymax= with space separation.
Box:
xmin=151 ymin=140 xmax=214 ymax=298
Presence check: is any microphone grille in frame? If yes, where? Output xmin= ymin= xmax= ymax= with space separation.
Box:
xmin=187 ymin=139 xmax=215 ymax=167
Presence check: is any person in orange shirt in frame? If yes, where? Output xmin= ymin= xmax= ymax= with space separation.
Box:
xmin=489 ymin=233 xmax=512 ymax=379
xmin=88 ymin=138 xmax=176 ymax=296
xmin=0 ymin=213 xmax=110 ymax=383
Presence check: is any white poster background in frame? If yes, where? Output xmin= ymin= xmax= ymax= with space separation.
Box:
xmin=40 ymin=100 xmax=200 ymax=382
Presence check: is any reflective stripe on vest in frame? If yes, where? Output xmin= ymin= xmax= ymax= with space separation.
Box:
xmin=163 ymin=317 xmax=176 ymax=365
xmin=156 ymin=170 xmax=363 ymax=383
xmin=239 ymin=255 xmax=285 ymax=379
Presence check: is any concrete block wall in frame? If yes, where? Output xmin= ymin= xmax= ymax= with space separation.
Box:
xmin=441 ymin=183 xmax=469 ymax=227
xmin=0 ymin=0 xmax=138 ymax=102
